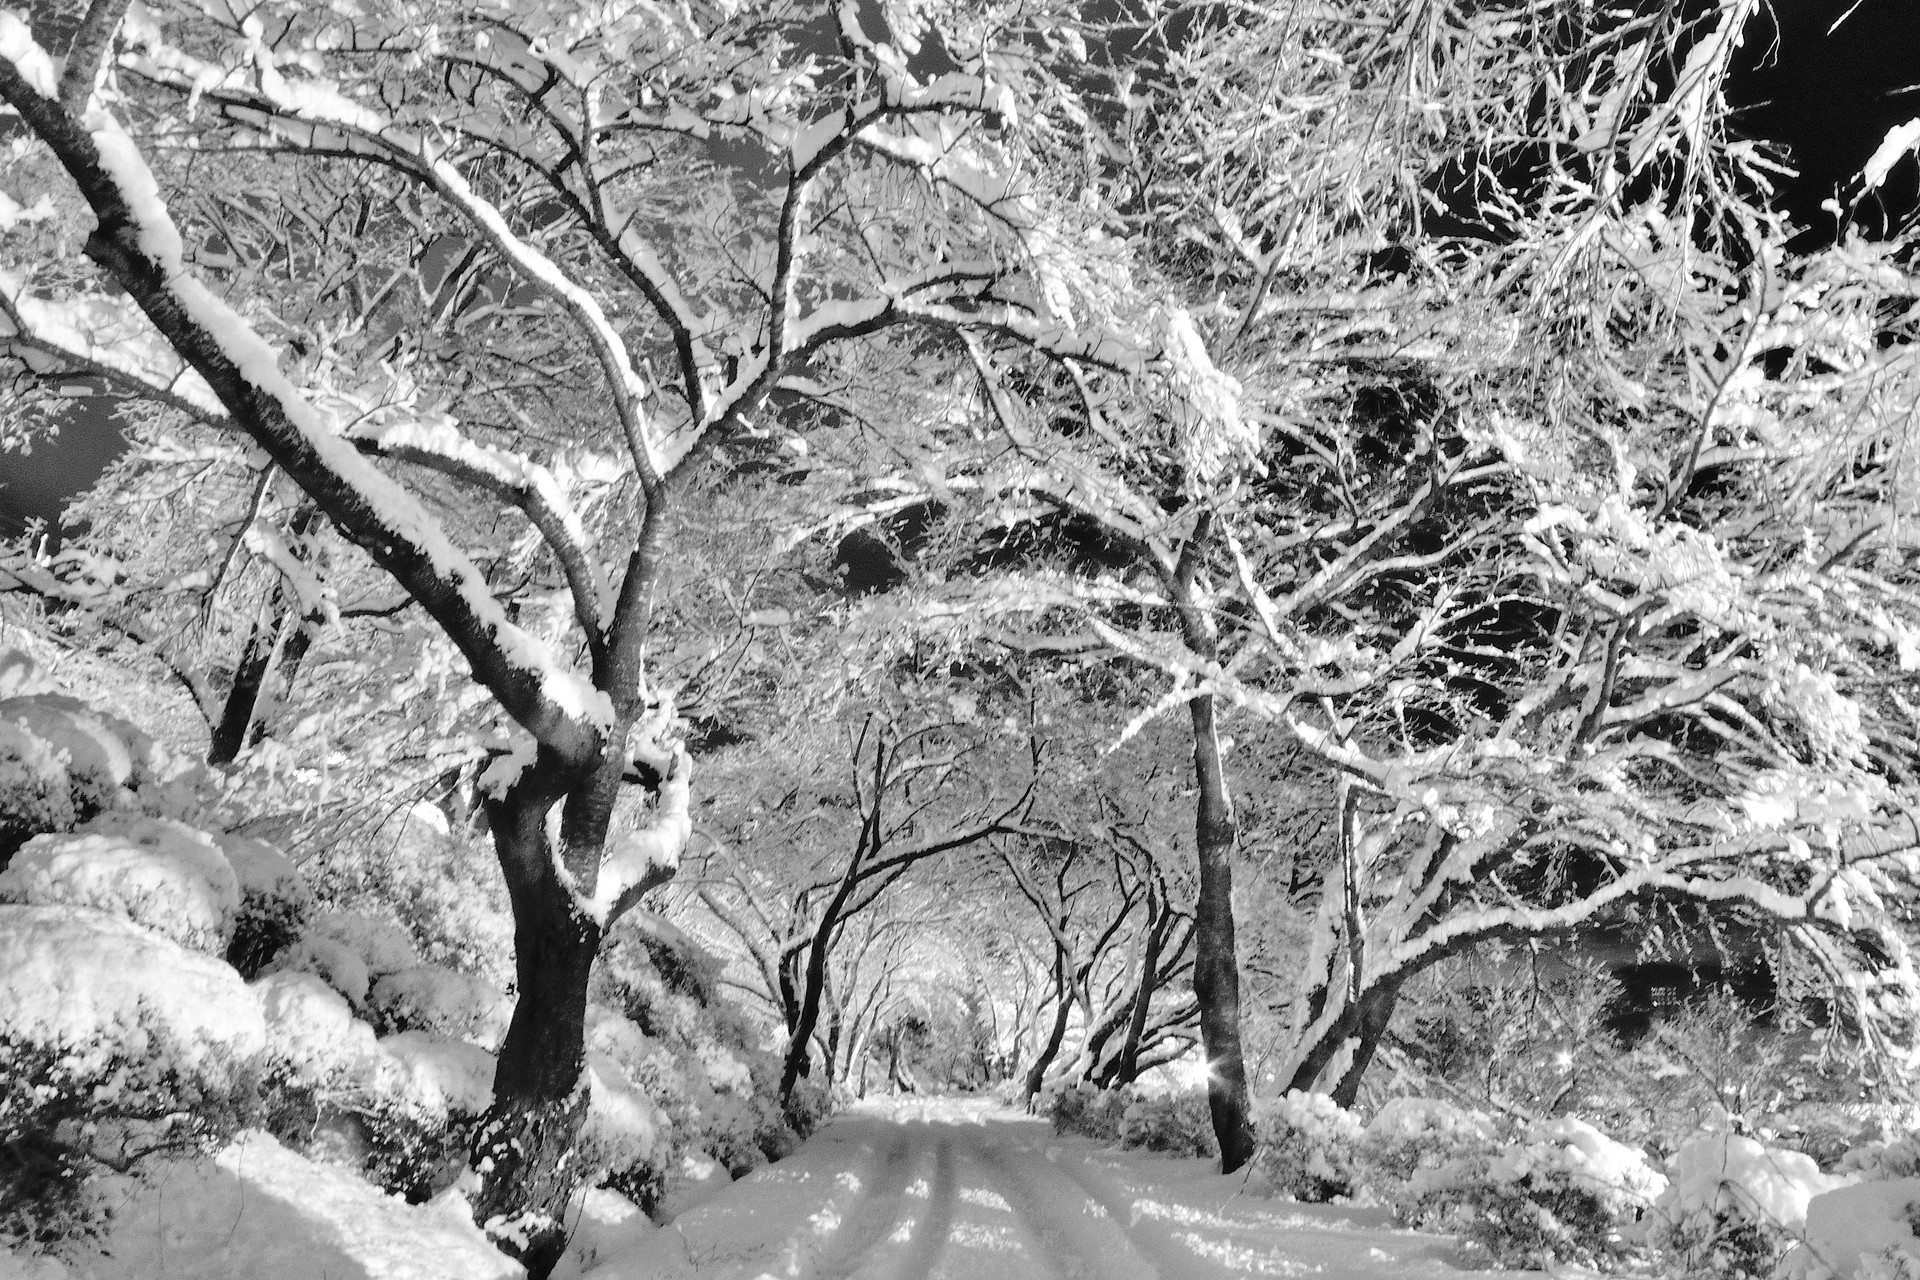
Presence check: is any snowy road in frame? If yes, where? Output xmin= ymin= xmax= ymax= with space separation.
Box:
xmin=570 ymin=1097 xmax=1508 ymax=1280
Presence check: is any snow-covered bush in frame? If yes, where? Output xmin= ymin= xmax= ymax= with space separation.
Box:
xmin=0 ymin=698 xmax=134 ymax=820
xmin=1359 ymin=1096 xmax=1500 ymax=1192
xmin=1120 ymin=1088 xmax=1218 ymax=1158
xmin=0 ymin=720 xmax=73 ymax=865
xmin=0 ymin=904 xmax=266 ymax=1245
xmin=0 ymin=815 xmax=239 ymax=953
xmin=216 ymin=835 xmax=310 ymax=977
xmin=1415 ymin=1115 xmax=1668 ymax=1269
xmin=1251 ymin=1090 xmax=1363 ymax=1202
xmin=1786 ymin=1178 xmax=1920 ymax=1280
xmin=1045 ymin=1080 xmax=1128 ymax=1144
xmin=369 ymin=964 xmax=512 ymax=1049
xmin=581 ymin=1053 xmax=671 ymax=1207
xmin=261 ymin=909 xmax=420 ymax=1009
xmin=0 ymin=1021 xmax=256 ymax=1249
xmin=590 ymin=919 xmax=804 ymax=1183
xmin=1647 ymin=1130 xmax=1853 ymax=1277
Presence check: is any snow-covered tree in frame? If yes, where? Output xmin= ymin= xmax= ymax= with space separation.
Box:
xmin=0 ymin=0 xmax=1187 ymax=1266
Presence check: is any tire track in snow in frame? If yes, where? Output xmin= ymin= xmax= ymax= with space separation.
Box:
xmin=881 ymin=1135 xmax=955 ymax=1280
xmin=971 ymin=1130 xmax=1163 ymax=1280
xmin=808 ymin=1130 xmax=915 ymax=1280
xmin=1026 ymin=1137 xmax=1202 ymax=1280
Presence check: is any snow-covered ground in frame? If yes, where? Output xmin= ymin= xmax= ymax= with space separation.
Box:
xmin=560 ymin=1095 xmax=1520 ymax=1280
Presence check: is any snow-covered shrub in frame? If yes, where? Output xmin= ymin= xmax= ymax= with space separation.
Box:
xmin=369 ymin=964 xmax=511 ymax=1049
xmin=1785 ymin=1178 xmax=1920 ymax=1280
xmin=329 ymin=802 xmax=514 ymax=990
xmin=1359 ymin=1096 xmax=1500 ymax=1190
xmin=0 ymin=720 xmax=73 ymax=865
xmin=1251 ymin=1090 xmax=1364 ymax=1202
xmin=0 ymin=697 xmax=134 ymax=819
xmin=0 ymin=1022 xmax=256 ymax=1249
xmin=590 ymin=920 xmax=802 ymax=1182
xmin=262 ymin=909 xmax=420 ymax=1009
xmin=0 ymin=815 xmax=238 ymax=953
xmin=253 ymin=970 xmax=385 ymax=1091
xmin=0 ymin=903 xmax=265 ymax=1077
xmin=262 ymin=933 xmax=374 ymax=1008
xmin=1414 ymin=1115 xmax=1668 ymax=1269
xmin=1045 ymin=1080 xmax=1128 ymax=1144
xmin=581 ymin=1053 xmax=671 ymax=1208
xmin=307 ymin=909 xmax=420 ymax=980
xmin=216 ymin=835 xmax=310 ymax=977
xmin=1647 ymin=1130 xmax=1853 ymax=1277
xmin=781 ymin=1075 xmax=833 ymax=1143
xmin=0 ymin=904 xmax=266 ymax=1246
xmin=1120 ymin=1088 xmax=1218 ymax=1158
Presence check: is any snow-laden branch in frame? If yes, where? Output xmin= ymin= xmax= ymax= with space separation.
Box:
xmin=117 ymin=37 xmax=667 ymax=487
xmin=348 ymin=415 xmax=608 ymax=652
xmin=0 ymin=270 xmax=224 ymax=420
xmin=584 ymin=733 xmax=690 ymax=928
xmin=0 ymin=30 xmax=611 ymax=760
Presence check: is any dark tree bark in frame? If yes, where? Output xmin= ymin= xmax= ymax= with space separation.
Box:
xmin=1167 ymin=514 xmax=1257 ymax=1173
xmin=207 ymin=505 xmax=320 ymax=765
xmin=1187 ymin=690 xmax=1257 ymax=1172
xmin=1112 ymin=896 xmax=1171 ymax=1086
xmin=1023 ymin=952 xmax=1074 ymax=1107
xmin=468 ymin=759 xmax=599 ymax=1276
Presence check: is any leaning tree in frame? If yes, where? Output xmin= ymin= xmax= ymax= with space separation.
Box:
xmin=0 ymin=0 xmax=1252 ymax=1266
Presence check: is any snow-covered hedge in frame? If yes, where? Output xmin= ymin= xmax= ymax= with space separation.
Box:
xmin=1251 ymin=1090 xmax=1365 ymax=1202
xmin=0 ymin=903 xmax=266 ymax=1245
xmin=1647 ymin=1130 xmax=1853 ymax=1277
xmin=0 ymin=816 xmax=238 ymax=953
xmin=1422 ymin=1115 xmax=1669 ymax=1269
xmin=215 ymin=834 xmax=310 ymax=977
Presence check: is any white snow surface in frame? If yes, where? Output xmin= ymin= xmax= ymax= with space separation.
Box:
xmin=1791 ymin=1177 xmax=1920 ymax=1279
xmin=1651 ymin=1130 xmax=1854 ymax=1236
xmin=307 ymin=908 xmax=420 ymax=978
xmin=262 ymin=932 xmax=373 ymax=1006
xmin=61 ymin=1130 xmax=522 ymax=1279
xmin=381 ymin=1031 xmax=498 ymax=1117
xmin=0 ymin=903 xmax=264 ymax=1075
xmin=0 ymin=815 xmax=238 ymax=952
xmin=252 ymin=969 xmax=384 ymax=1087
xmin=370 ymin=963 xmax=512 ymax=1048
xmin=559 ymin=1096 xmax=1516 ymax=1279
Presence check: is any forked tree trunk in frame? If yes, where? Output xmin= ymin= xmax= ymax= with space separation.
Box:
xmin=208 ymin=504 xmax=319 ymax=765
xmin=1188 ymin=690 xmax=1257 ymax=1172
xmin=1168 ymin=515 xmax=1257 ymax=1172
xmin=1113 ymin=904 xmax=1169 ymax=1086
xmin=1023 ymin=956 xmax=1073 ymax=1107
xmin=470 ymin=771 xmax=603 ymax=1278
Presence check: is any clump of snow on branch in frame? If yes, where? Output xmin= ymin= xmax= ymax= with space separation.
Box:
xmin=1161 ymin=308 xmax=1254 ymax=485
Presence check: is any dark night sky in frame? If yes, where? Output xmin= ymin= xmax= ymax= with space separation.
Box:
xmin=2 ymin=0 xmax=1916 ymax=545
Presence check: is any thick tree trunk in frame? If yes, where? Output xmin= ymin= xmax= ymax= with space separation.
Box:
xmin=1284 ymin=971 xmax=1409 ymax=1107
xmin=1113 ymin=908 xmax=1168 ymax=1086
xmin=1023 ymin=957 xmax=1073 ymax=1107
xmin=208 ymin=504 xmax=319 ymax=765
xmin=782 ymin=920 xmax=837 ymax=1099
xmin=1165 ymin=514 xmax=1257 ymax=1172
xmin=206 ymin=611 xmax=278 ymax=765
xmin=470 ymin=774 xmax=602 ymax=1279
xmin=1188 ymin=690 xmax=1257 ymax=1172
